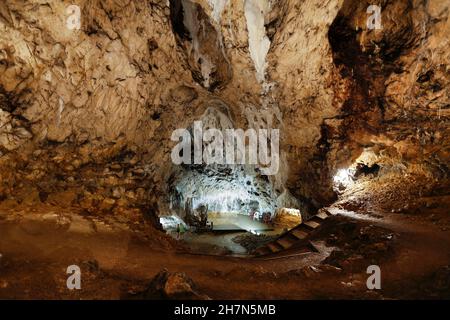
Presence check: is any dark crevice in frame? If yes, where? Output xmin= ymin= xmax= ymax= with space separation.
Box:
xmin=328 ymin=15 xmax=376 ymax=115
xmin=168 ymin=0 xmax=231 ymax=91
xmin=169 ymin=0 xmax=190 ymax=41
xmin=0 ymin=86 xmax=20 ymax=113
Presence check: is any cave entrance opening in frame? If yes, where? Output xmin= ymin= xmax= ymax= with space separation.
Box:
xmin=160 ymin=165 xmax=285 ymax=256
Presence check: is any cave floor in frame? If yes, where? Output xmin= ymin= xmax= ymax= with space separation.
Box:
xmin=169 ymin=230 xmax=249 ymax=255
xmin=0 ymin=198 xmax=449 ymax=299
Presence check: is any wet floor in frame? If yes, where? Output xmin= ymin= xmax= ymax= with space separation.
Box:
xmin=169 ymin=213 xmax=284 ymax=255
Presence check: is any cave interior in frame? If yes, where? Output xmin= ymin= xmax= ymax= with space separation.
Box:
xmin=0 ymin=0 xmax=449 ymax=299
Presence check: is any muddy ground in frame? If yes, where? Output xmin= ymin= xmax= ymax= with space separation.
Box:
xmin=0 ymin=191 xmax=449 ymax=300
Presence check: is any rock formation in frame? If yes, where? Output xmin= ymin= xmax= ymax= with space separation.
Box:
xmin=0 ymin=0 xmax=448 ymax=228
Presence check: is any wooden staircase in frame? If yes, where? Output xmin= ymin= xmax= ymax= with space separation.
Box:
xmin=253 ymin=209 xmax=335 ymax=257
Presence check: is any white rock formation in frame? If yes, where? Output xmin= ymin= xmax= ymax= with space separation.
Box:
xmin=244 ymin=0 xmax=271 ymax=83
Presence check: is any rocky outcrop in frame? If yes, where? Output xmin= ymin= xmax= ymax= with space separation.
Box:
xmin=141 ymin=269 xmax=210 ymax=300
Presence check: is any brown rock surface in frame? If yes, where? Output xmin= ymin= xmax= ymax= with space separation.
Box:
xmin=0 ymin=0 xmax=448 ymax=226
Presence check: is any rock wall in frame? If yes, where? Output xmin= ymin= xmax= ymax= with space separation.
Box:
xmin=0 ymin=0 xmax=448 ymax=218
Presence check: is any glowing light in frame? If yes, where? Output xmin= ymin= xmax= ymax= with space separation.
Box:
xmin=159 ymin=215 xmax=187 ymax=230
xmin=193 ymin=190 xmax=249 ymax=213
xmin=277 ymin=208 xmax=301 ymax=216
xmin=333 ymin=169 xmax=353 ymax=186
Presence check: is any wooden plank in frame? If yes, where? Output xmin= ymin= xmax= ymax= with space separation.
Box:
xmin=291 ymin=229 xmax=309 ymax=240
xmin=277 ymin=237 xmax=295 ymax=249
xmin=304 ymin=220 xmax=321 ymax=229
xmin=316 ymin=211 xmax=329 ymax=220
xmin=267 ymin=243 xmax=282 ymax=253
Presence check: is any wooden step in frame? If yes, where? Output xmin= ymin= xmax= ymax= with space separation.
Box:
xmin=310 ymin=216 xmax=325 ymax=224
xmin=267 ymin=242 xmax=283 ymax=253
xmin=291 ymin=229 xmax=309 ymax=240
xmin=316 ymin=211 xmax=329 ymax=220
xmin=286 ymin=232 xmax=301 ymax=242
xmin=252 ymin=210 xmax=332 ymax=256
xmin=304 ymin=220 xmax=321 ymax=229
xmin=277 ymin=237 xmax=296 ymax=249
